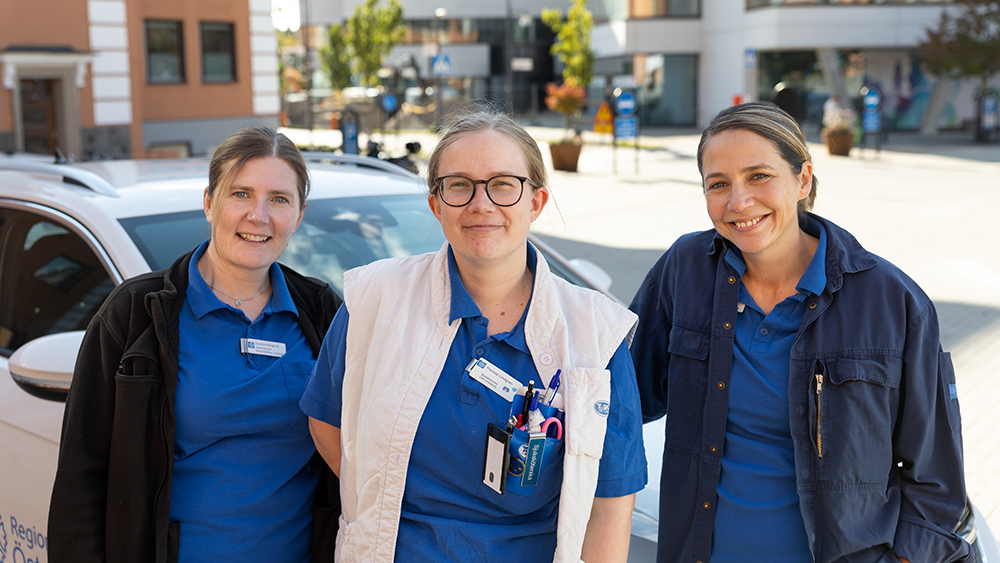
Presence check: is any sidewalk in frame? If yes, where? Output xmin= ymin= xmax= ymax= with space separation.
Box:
xmin=282 ymin=120 xmax=1000 ymax=534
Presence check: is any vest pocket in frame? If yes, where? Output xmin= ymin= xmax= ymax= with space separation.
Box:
xmin=563 ymin=367 xmax=611 ymax=458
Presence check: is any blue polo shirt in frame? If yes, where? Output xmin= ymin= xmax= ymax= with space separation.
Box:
xmin=301 ymin=245 xmax=646 ymax=562
xmin=170 ymin=240 xmax=319 ymax=563
xmin=710 ymin=218 xmax=827 ymax=562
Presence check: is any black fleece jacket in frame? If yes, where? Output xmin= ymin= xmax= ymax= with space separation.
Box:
xmin=48 ymin=249 xmax=342 ymax=563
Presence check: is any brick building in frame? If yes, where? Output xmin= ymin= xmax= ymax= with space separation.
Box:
xmin=0 ymin=0 xmax=280 ymax=160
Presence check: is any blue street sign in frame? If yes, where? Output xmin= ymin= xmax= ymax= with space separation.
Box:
xmin=862 ymin=110 xmax=881 ymax=133
xmin=432 ymin=54 xmax=451 ymax=77
xmin=614 ymin=91 xmax=637 ymax=116
xmin=862 ymin=86 xmax=882 ymax=110
xmin=342 ymin=123 xmax=359 ymax=155
xmin=744 ymin=48 xmax=757 ymax=69
xmin=983 ymin=95 xmax=998 ymax=131
xmin=381 ymin=93 xmax=398 ymax=113
xmin=614 ymin=116 xmax=638 ymax=138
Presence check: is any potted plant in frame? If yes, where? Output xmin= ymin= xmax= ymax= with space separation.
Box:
xmin=542 ymin=0 xmax=594 ymax=172
xmin=544 ymin=82 xmax=586 ymax=171
xmin=821 ymin=98 xmax=858 ymax=156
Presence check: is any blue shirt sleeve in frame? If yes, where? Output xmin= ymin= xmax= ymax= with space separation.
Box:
xmin=595 ymin=339 xmax=648 ymax=498
xmin=299 ymin=303 xmax=349 ymax=427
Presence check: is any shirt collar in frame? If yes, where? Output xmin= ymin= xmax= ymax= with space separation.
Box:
xmin=722 ymin=215 xmax=828 ymax=298
xmin=446 ymin=244 xmax=537 ymax=354
xmin=186 ymin=239 xmax=299 ymax=319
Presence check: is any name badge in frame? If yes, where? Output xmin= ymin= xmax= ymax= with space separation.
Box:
xmin=240 ymin=338 xmax=286 ymax=358
xmin=466 ymin=358 xmax=522 ymax=402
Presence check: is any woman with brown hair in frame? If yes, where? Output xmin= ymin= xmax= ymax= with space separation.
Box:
xmin=49 ymin=126 xmax=341 ymax=562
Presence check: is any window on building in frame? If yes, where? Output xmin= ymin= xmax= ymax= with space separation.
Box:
xmin=201 ymin=22 xmax=236 ymax=83
xmin=146 ymin=20 xmax=185 ymax=83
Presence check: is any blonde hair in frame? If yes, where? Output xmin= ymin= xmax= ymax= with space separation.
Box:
xmin=427 ymin=102 xmax=548 ymax=196
xmin=697 ymin=102 xmax=818 ymax=212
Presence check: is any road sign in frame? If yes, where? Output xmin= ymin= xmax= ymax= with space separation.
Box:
xmin=432 ymin=54 xmax=451 ymax=78
xmin=983 ymin=95 xmax=998 ymax=131
xmin=614 ymin=116 xmax=638 ymax=139
xmin=381 ymin=93 xmax=399 ymax=113
xmin=862 ymin=110 xmax=881 ymax=133
xmin=614 ymin=90 xmax=637 ymax=116
xmin=744 ymin=48 xmax=757 ymax=69
xmin=594 ymin=101 xmax=614 ymax=133
xmin=862 ymin=86 xmax=882 ymax=110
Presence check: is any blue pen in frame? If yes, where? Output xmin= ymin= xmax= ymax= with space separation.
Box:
xmin=543 ymin=369 xmax=562 ymax=406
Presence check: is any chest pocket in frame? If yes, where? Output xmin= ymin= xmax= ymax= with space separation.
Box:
xmin=816 ymin=355 xmax=901 ymax=479
xmin=665 ymin=325 xmax=710 ymax=449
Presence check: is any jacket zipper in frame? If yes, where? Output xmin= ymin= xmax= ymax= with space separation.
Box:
xmin=815 ymin=360 xmax=824 ymax=459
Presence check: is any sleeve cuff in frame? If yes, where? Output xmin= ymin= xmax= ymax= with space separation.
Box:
xmin=893 ymin=512 xmax=974 ymax=563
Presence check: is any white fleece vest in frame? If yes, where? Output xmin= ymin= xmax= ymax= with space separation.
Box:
xmin=336 ymin=243 xmax=637 ymax=563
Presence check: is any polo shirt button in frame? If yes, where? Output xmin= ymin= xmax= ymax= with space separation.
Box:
xmin=717 ymin=382 xmax=725 ymax=389
xmin=475 ymin=348 xmax=484 ymax=356
xmin=540 ymin=354 xmax=553 ymax=365
xmin=809 ymin=302 xmax=817 ymax=309
xmin=249 ymin=328 xmax=254 ymax=335
xmin=760 ymin=327 xmax=768 ymax=335
xmin=723 ymin=322 xmax=732 ymax=330
xmin=703 ymin=502 xmax=711 ymax=509
xmin=727 ymin=276 xmax=736 ymax=284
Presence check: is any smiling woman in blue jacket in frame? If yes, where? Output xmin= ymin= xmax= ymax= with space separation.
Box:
xmin=629 ymin=102 xmax=972 ymax=563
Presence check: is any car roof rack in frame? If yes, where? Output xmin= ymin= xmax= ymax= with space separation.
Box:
xmin=299 ymin=151 xmax=419 ymax=179
xmin=0 ymin=161 xmax=119 ymax=197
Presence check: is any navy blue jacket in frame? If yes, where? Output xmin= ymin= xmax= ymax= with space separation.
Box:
xmin=630 ymin=214 xmax=972 ymax=563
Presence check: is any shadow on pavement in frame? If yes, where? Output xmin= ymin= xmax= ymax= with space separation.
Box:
xmin=936 ymin=301 xmax=1000 ymax=350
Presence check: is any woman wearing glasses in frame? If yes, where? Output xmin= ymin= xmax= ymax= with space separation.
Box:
xmin=301 ymin=107 xmax=646 ymax=562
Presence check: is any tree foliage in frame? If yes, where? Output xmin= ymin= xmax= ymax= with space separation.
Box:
xmin=347 ymin=0 xmax=405 ymax=87
xmin=541 ymin=0 xmax=594 ymax=89
xmin=919 ymin=0 xmax=1000 ymax=90
xmin=319 ymin=24 xmax=352 ymax=90
xmin=318 ymin=0 xmax=405 ymax=89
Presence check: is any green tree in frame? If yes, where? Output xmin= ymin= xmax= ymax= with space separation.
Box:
xmin=319 ymin=24 xmax=352 ymax=90
xmin=541 ymin=0 xmax=594 ymax=88
xmin=347 ymin=0 xmax=405 ymax=87
xmin=919 ymin=0 xmax=1000 ymax=137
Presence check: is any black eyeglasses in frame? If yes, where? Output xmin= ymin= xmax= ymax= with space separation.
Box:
xmin=432 ymin=175 xmax=534 ymax=207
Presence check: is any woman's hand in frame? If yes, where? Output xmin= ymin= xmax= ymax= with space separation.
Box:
xmin=308 ymin=417 xmax=342 ymax=477
xmin=581 ymin=494 xmax=635 ymax=563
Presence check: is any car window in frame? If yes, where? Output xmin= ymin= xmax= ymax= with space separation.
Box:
xmin=120 ymin=194 xmax=445 ymax=295
xmin=0 ymin=207 xmax=115 ymax=355
xmin=119 ymin=193 xmax=592 ymax=297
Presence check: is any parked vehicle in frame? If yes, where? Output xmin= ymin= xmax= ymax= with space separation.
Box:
xmin=1 ymin=153 xmax=995 ymax=562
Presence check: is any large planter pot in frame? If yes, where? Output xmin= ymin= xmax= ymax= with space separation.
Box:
xmin=549 ymin=142 xmax=583 ymax=172
xmin=823 ymin=130 xmax=854 ymax=156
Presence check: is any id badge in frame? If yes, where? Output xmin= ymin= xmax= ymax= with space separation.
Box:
xmin=240 ymin=338 xmax=286 ymax=357
xmin=483 ymin=423 xmax=511 ymax=494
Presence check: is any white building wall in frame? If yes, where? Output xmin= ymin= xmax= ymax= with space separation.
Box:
xmin=87 ymin=0 xmax=133 ymax=126
xmin=251 ymin=0 xmax=280 ymax=115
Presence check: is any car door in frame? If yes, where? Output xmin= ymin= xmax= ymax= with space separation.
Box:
xmin=0 ymin=202 xmax=118 ymax=563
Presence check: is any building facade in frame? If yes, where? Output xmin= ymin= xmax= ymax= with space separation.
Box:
xmin=1 ymin=0 xmax=280 ymax=160
xmin=306 ymin=0 xmax=571 ymax=117
xmin=591 ymin=0 xmax=998 ymax=130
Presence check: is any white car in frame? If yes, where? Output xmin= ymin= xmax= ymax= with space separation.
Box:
xmin=0 ymin=154 xmax=995 ymax=563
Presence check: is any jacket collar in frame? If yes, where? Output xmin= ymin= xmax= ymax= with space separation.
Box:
xmin=707 ymin=212 xmax=877 ymax=294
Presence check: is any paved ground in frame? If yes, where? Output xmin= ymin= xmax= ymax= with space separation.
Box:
xmin=283 ymin=122 xmax=1000 ymax=534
